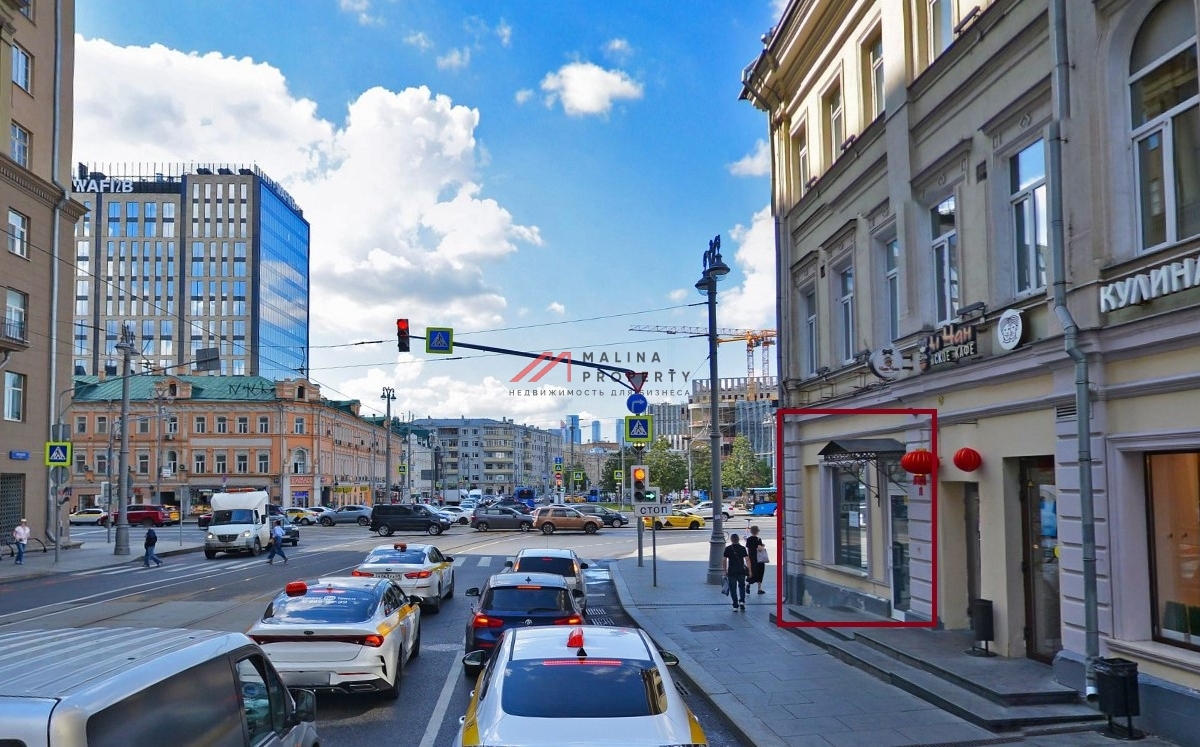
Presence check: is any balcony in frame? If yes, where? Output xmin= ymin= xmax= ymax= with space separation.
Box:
xmin=0 ymin=318 xmax=29 ymax=353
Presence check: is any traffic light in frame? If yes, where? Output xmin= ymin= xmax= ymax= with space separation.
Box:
xmin=631 ymin=465 xmax=650 ymax=501
xmin=396 ymin=319 xmax=410 ymax=352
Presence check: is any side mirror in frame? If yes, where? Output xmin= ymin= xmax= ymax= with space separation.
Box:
xmin=659 ymin=651 xmax=680 ymax=667
xmin=443 ymin=555 xmax=453 ymax=562
xmin=579 ymin=562 xmax=589 ymax=570
xmin=465 ymin=587 xmax=481 ymax=597
xmin=503 ymin=560 xmax=513 ymax=568
xmin=289 ymin=688 xmax=317 ymax=722
xmin=572 ymin=588 xmax=584 ymax=598
xmin=408 ymin=596 xmax=423 ymax=607
xmin=462 ymin=650 xmax=486 ymax=680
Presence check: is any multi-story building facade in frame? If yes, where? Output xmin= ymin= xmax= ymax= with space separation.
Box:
xmin=0 ymin=0 xmax=86 ymax=541
xmin=743 ymin=0 xmax=1200 ymax=739
xmin=412 ymin=417 xmax=563 ymax=496
xmin=68 ymin=375 xmax=393 ymax=515
xmin=69 ymin=162 xmax=309 ymax=380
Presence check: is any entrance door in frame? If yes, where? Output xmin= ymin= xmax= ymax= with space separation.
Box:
xmin=890 ymin=491 xmax=911 ymax=617
xmin=1020 ymin=457 xmax=1061 ymax=662
xmin=965 ymin=483 xmax=981 ymax=617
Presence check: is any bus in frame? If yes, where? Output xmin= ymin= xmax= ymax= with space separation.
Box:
xmin=746 ymin=487 xmax=777 ymax=516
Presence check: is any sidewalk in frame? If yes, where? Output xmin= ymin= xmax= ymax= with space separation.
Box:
xmin=610 ymin=539 xmax=1180 ymax=747
xmin=0 ymin=527 xmax=205 ymax=580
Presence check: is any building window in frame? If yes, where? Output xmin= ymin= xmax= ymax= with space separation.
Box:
xmin=166 ymin=416 xmax=178 ymax=434
xmin=214 ymin=452 xmax=227 ymax=475
xmin=294 ymin=417 xmax=305 ymax=435
xmin=96 ymin=452 xmax=108 ymax=476
xmin=834 ymin=471 xmax=868 ymax=571
xmin=97 ymin=416 xmax=108 ymax=434
xmin=73 ymin=450 xmax=87 ymax=474
xmin=258 ymin=452 xmax=270 ymax=473
xmin=837 ymin=267 xmax=855 ymax=364
xmin=884 ymin=238 xmax=900 ymax=341
xmin=866 ymin=33 xmax=885 ymax=120
xmin=10 ymin=122 xmax=29 ymax=168
xmin=75 ymin=415 xmax=87 ymax=434
xmin=929 ymin=0 xmax=955 ymax=61
xmin=791 ymin=123 xmax=810 ymax=200
xmin=931 ymin=196 xmax=959 ymax=324
xmin=236 ymin=452 xmax=248 ymax=474
xmin=1130 ymin=0 xmax=1200 ymax=252
xmin=802 ymin=288 xmax=818 ymax=377
xmin=8 ymin=209 xmax=28 ymax=258
xmin=194 ymin=452 xmax=207 ymax=474
xmin=1147 ymin=451 xmax=1200 ymax=652
xmin=237 ymin=416 xmax=249 ymax=434
xmin=137 ymin=417 xmax=149 ymax=434
xmin=11 ymin=44 xmax=30 ymax=91
xmin=3 ymin=371 xmax=24 ymax=421
xmin=1011 ymin=140 xmax=1048 ymax=293
xmin=4 ymin=288 xmax=27 ymax=341
xmin=824 ymin=83 xmax=844 ymax=163
xmin=137 ymin=452 xmax=149 ymax=474
xmin=194 ymin=415 xmax=207 ymax=434
xmin=216 ymin=416 xmax=228 ymax=434
xmin=258 ymin=415 xmax=270 ymax=434
xmin=291 ymin=449 xmax=309 ymax=474
xmin=19 ymin=1 xmax=31 ymax=20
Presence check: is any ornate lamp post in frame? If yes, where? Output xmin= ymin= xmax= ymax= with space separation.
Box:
xmin=696 ymin=235 xmax=730 ymax=585
xmin=381 ymin=387 xmax=396 ymax=502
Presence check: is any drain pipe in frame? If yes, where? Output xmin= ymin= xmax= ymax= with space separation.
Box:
xmin=1048 ymin=0 xmax=1099 ymax=700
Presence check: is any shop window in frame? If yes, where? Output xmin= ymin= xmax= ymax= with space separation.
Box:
xmin=834 ymin=471 xmax=868 ymax=571
xmin=1147 ymin=451 xmax=1200 ymax=651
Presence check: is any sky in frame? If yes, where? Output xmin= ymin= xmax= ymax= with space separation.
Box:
xmin=74 ymin=0 xmax=786 ymax=440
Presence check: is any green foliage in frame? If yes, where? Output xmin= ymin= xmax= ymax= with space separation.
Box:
xmin=645 ymin=437 xmax=688 ymax=493
xmin=722 ymin=434 xmax=772 ymax=491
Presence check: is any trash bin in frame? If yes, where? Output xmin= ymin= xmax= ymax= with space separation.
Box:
xmin=1095 ymin=657 xmax=1140 ymax=718
xmin=970 ymin=598 xmax=994 ymax=642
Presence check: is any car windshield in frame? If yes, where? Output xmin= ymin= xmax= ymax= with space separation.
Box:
xmin=364 ymin=548 xmax=426 ymax=565
xmin=264 ymin=588 xmax=377 ymax=623
xmin=484 ymin=587 xmax=571 ymax=612
xmin=211 ymin=509 xmax=255 ymax=525
xmin=500 ymin=659 xmax=664 ymax=717
xmin=514 ymin=556 xmax=576 ymax=577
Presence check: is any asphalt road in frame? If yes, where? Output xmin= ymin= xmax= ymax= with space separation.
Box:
xmin=1 ymin=521 xmax=752 ymax=747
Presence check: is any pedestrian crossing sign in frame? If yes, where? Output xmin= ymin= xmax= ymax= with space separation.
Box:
xmin=624 ymin=415 xmax=653 ymax=444
xmin=426 ymin=327 xmax=454 ymax=354
xmin=45 ymin=441 xmax=72 ymax=466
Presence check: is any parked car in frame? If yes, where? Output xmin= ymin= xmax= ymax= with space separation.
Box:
xmin=470 ymin=506 xmax=533 ymax=532
xmin=572 ymin=504 xmax=630 ymax=527
xmin=369 ymin=503 xmax=453 ymax=536
xmin=462 ymin=571 xmax=585 ymax=671
xmin=68 ymin=507 xmax=107 ymax=525
xmin=316 ymin=504 xmax=373 ymax=526
xmin=530 ymin=506 xmax=602 ymax=535
xmin=103 ymin=504 xmax=171 ymax=527
xmin=503 ymin=547 xmax=589 ymax=610
xmin=286 ymin=507 xmax=323 ymax=525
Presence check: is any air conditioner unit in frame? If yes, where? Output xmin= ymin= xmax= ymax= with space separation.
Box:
xmin=165 ymin=434 xmax=175 ymax=441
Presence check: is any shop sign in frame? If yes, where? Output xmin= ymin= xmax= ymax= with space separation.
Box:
xmin=919 ymin=321 xmax=980 ymax=370
xmin=996 ymin=309 xmax=1024 ymax=351
xmin=868 ymin=347 xmax=908 ymax=381
xmin=291 ymin=475 xmax=313 ymax=487
xmin=1100 ymin=254 xmax=1200 ymax=313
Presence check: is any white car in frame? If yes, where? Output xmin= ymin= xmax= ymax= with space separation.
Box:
xmin=247 ymin=577 xmax=421 ymax=699
xmin=690 ymin=500 xmax=737 ymax=520
xmin=437 ymin=505 xmax=471 ymax=525
xmin=68 ymin=507 xmax=107 ymax=525
xmin=352 ymin=542 xmax=456 ymax=613
xmin=504 ymin=547 xmax=588 ymax=612
xmin=458 ymin=626 xmax=707 ymax=747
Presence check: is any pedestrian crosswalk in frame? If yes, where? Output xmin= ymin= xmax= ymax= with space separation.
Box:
xmin=73 ymin=552 xmax=508 ymax=577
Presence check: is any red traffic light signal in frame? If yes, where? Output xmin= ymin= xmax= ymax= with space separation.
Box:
xmin=396 ymin=319 xmax=410 ymax=352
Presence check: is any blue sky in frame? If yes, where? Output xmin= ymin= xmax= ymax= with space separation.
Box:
xmin=75 ymin=0 xmax=783 ymax=437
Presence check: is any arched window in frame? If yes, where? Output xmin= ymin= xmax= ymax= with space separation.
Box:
xmin=1130 ymin=0 xmax=1200 ymax=251
xmin=291 ymin=448 xmax=309 ymax=474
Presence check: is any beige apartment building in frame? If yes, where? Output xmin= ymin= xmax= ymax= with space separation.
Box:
xmin=0 ymin=0 xmax=86 ymax=542
xmin=743 ymin=0 xmax=1200 ymax=740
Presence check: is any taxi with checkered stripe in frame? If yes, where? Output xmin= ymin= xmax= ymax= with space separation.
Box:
xmin=457 ymin=625 xmax=707 ymax=747
xmin=352 ymin=542 xmax=456 ymax=613
xmin=247 ymin=577 xmax=421 ymax=699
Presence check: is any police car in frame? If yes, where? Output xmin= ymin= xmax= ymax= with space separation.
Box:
xmin=352 ymin=542 xmax=456 ymax=613
xmin=247 ymin=577 xmax=421 ymax=699
xmin=457 ymin=625 xmax=707 ymax=747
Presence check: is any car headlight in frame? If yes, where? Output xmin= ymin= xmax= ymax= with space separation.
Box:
xmin=205 ymin=532 xmax=215 ymax=540
xmin=241 ymin=530 xmax=252 ymax=538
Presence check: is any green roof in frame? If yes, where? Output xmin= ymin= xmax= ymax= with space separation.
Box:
xmin=72 ymin=375 xmax=282 ymax=403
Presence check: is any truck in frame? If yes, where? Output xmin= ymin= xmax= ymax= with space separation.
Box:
xmin=204 ymin=490 xmax=272 ymax=559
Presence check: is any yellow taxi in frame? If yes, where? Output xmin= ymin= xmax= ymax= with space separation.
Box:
xmin=642 ymin=508 xmax=706 ymax=530
xmin=352 ymin=542 xmax=456 ymax=613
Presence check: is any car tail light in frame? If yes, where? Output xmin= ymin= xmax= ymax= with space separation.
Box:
xmin=405 ymin=570 xmax=433 ymax=579
xmin=554 ymin=615 xmax=583 ymax=625
xmin=351 ymin=570 xmax=373 ymax=577
xmin=471 ymin=614 xmax=504 ymax=629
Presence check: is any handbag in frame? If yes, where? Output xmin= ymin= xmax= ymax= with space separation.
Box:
xmin=721 ymin=576 xmax=730 ymax=595
xmin=756 ymin=546 xmax=769 ymax=564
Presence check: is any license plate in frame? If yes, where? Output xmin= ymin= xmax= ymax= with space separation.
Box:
xmin=381 ymin=573 xmax=405 ymax=580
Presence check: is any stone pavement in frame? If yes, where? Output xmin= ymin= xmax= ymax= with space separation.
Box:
xmin=609 ymin=539 xmax=1181 ymax=747
xmin=0 ymin=525 xmax=205 ymax=578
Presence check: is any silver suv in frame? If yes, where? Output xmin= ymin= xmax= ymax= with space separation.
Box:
xmin=316 ymin=504 xmax=373 ymax=526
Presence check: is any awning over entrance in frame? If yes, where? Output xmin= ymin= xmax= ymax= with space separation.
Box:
xmin=819 ymin=439 xmax=907 ymax=503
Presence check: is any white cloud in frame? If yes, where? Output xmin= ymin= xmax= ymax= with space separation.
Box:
xmin=668 ymin=288 xmax=688 ymax=302
xmin=729 ymin=139 xmax=771 ymax=177
xmin=718 ymin=205 xmax=777 ymax=330
xmin=339 ymin=0 xmax=383 ymax=26
xmin=540 ymin=62 xmax=642 ymax=117
xmin=496 ymin=20 xmax=513 ymax=47
xmin=436 ymin=47 xmax=471 ymax=70
xmin=547 ymin=302 xmax=566 ymax=315
xmin=404 ymin=31 xmax=433 ymax=51
xmin=514 ymin=88 xmax=534 ymax=104
xmin=604 ymin=38 xmax=633 ymax=59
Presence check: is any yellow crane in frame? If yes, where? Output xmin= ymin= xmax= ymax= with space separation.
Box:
xmin=629 ymin=325 xmax=777 ymax=398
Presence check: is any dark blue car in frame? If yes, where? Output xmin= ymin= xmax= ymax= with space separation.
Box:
xmin=462 ymin=571 xmax=586 ymax=674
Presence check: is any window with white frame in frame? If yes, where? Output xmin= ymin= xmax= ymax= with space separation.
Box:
xmin=866 ymin=33 xmax=885 ymax=120
xmin=257 ymin=451 xmax=270 ymax=473
xmin=11 ymin=44 xmax=30 ymax=91
xmin=3 ymin=371 xmax=24 ymax=421
xmin=96 ymin=452 xmax=108 ymax=476
xmin=258 ymin=415 xmax=270 ymax=434
xmin=1011 ymin=140 xmax=1048 ymax=293
xmin=215 ymin=416 xmax=227 ymax=434
xmin=802 ymin=287 xmax=819 ymax=376
xmin=8 ymin=209 xmax=28 ymax=257
xmin=10 ymin=122 xmax=29 ymax=168
xmin=291 ymin=448 xmax=309 ymax=474
xmin=929 ymin=0 xmax=955 ymax=62
xmin=97 ymin=415 xmax=108 ymax=434
xmin=1129 ymin=0 xmax=1200 ymax=252
xmin=194 ymin=415 xmax=206 ymax=434
xmin=5 ymin=288 xmax=27 ymax=341
xmin=931 ymin=196 xmax=959 ymax=324
xmin=75 ymin=415 xmax=87 ymax=434
xmin=294 ymin=416 xmax=305 ymax=435
xmin=884 ymin=238 xmax=901 ymax=341
xmin=214 ymin=451 xmax=227 ymax=474
xmin=137 ymin=417 xmax=149 ymax=434
xmin=837 ymin=266 xmax=855 ymax=363
xmin=791 ymin=123 xmax=810 ymax=200
xmin=74 ymin=450 xmax=87 ymax=474
xmin=193 ymin=452 xmax=207 ymax=474
xmin=235 ymin=452 xmax=248 ymax=474
xmin=824 ymin=83 xmax=845 ymax=162
xmin=137 ymin=451 xmax=149 ymax=474
xmin=237 ymin=416 xmax=249 ymax=434
xmin=166 ymin=415 xmax=178 ymax=434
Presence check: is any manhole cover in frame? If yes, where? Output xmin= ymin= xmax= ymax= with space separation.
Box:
xmin=685 ymin=623 xmax=734 ymax=633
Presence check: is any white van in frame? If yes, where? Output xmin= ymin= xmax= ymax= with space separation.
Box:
xmin=0 ymin=627 xmax=318 ymax=747
xmin=205 ymin=490 xmax=272 ymax=559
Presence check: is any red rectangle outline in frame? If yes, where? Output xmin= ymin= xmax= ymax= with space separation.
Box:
xmin=772 ymin=406 xmax=939 ymax=629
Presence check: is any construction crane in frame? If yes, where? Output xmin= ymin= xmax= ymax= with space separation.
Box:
xmin=629 ymin=325 xmax=777 ymax=398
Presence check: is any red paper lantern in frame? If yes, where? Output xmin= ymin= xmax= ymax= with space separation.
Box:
xmin=953 ymin=447 xmax=982 ymax=472
xmin=900 ymin=448 xmax=937 ymax=493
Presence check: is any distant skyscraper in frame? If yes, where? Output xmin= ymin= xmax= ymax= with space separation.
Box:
xmin=591 ymin=419 xmax=600 ymax=444
xmin=568 ymin=414 xmax=581 ymax=444
xmin=70 ymin=163 xmax=310 ymax=379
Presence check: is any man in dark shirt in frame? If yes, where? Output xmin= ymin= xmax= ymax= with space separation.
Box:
xmin=723 ymin=533 xmax=750 ymax=610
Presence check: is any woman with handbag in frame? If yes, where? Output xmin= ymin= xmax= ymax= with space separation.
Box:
xmin=745 ymin=525 xmax=768 ymax=595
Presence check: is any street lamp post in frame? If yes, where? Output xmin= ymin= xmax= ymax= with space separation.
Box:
xmin=113 ymin=327 xmax=135 ymax=556
xmin=381 ymin=387 xmax=395 ymax=502
xmin=696 ymin=235 xmax=730 ymax=585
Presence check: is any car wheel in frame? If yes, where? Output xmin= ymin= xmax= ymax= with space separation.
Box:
xmin=376 ymin=523 xmax=394 ymax=537
xmin=520 ymin=522 xmax=532 ymax=532
xmin=425 ymin=586 xmax=443 ymax=615
xmin=584 ymin=523 xmax=598 ymax=535
xmin=458 ymin=517 xmax=470 ymax=525
xmin=654 ymin=521 xmax=664 ymax=530
xmin=410 ymin=625 xmax=421 ymax=659
xmin=427 ymin=524 xmax=443 ymax=536
xmin=300 ymin=518 xmax=312 ymax=526
xmin=320 ymin=516 xmax=333 ymax=527
xmin=476 ymin=522 xmax=489 ymax=532
xmin=204 ymin=549 xmax=217 ymax=559
xmin=689 ymin=521 xmax=701 ymax=529
xmin=291 ymin=538 xmax=299 ymax=547
xmin=540 ymin=522 xmax=556 ymax=535
xmin=249 ymin=538 xmax=262 ymax=557
xmin=357 ymin=516 xmax=370 ymax=526
xmin=447 ymin=572 xmax=455 ymax=598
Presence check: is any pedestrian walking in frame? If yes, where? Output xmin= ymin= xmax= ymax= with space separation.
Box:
xmin=723 ymin=533 xmax=750 ymax=611
xmin=266 ymin=520 xmax=288 ymax=564
xmin=12 ymin=518 xmax=29 ymax=564
xmin=143 ymin=527 xmax=162 ymax=567
xmin=745 ymin=525 xmax=768 ymax=595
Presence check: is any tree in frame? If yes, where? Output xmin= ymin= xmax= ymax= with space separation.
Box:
xmin=644 ymin=438 xmax=688 ymax=494
xmin=722 ymin=435 xmax=772 ymax=492
xmin=687 ymin=442 xmax=712 ymax=493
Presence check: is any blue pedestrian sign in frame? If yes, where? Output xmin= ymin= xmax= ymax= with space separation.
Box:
xmin=426 ymin=327 xmax=454 ymax=354
xmin=624 ymin=415 xmax=653 ymax=444
xmin=626 ymin=393 xmax=648 ymax=414
xmin=45 ymin=441 xmax=72 ymax=467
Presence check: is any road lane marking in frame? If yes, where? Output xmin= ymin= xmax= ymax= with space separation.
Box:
xmin=418 ymin=636 xmax=465 ymax=747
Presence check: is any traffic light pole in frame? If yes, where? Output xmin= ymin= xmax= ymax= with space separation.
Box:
xmin=411 ymin=335 xmax=643 ymax=392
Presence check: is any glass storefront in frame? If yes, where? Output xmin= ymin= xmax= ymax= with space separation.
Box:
xmin=1146 ymin=451 xmax=1200 ymax=651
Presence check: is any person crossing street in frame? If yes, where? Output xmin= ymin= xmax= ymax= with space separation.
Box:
xmin=266 ymin=520 xmax=288 ymax=564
